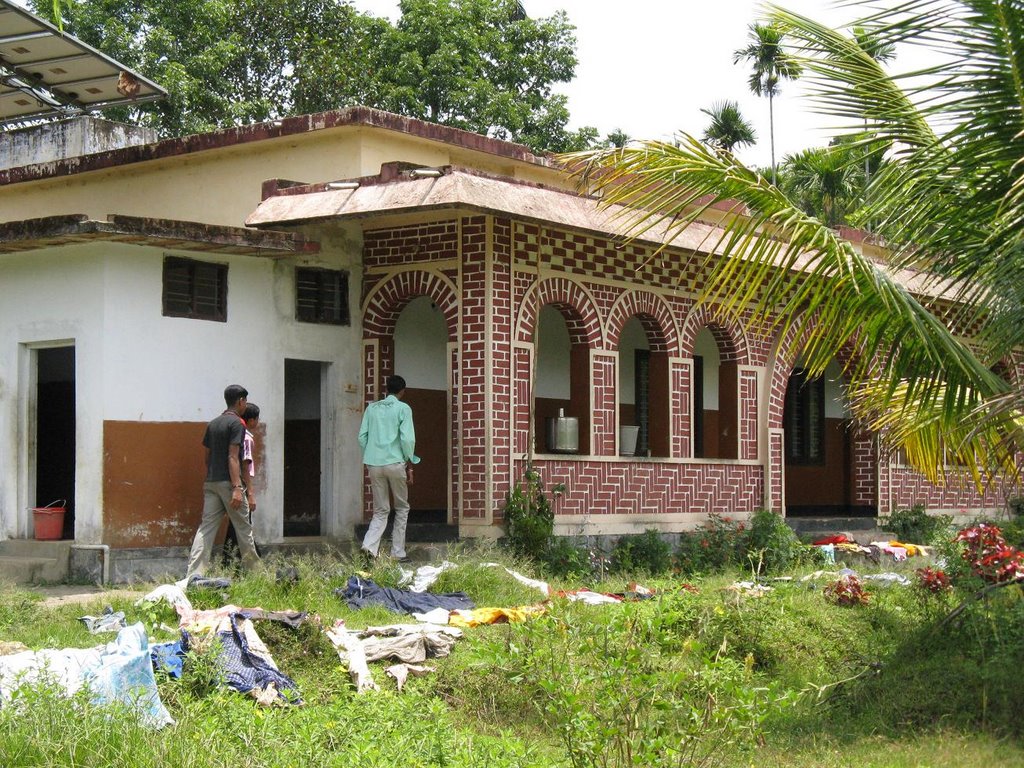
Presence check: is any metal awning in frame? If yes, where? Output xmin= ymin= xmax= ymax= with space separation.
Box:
xmin=0 ymin=0 xmax=165 ymax=127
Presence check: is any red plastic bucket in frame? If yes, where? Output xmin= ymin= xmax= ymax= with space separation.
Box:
xmin=32 ymin=500 xmax=65 ymax=540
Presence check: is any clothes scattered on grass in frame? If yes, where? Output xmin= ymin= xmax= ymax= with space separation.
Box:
xmin=136 ymin=584 xmax=192 ymax=614
xmin=337 ymin=575 xmax=475 ymax=614
xmin=78 ymin=606 xmax=128 ymax=634
xmin=150 ymin=636 xmax=188 ymax=679
xmin=449 ymin=605 xmax=548 ymax=627
xmin=800 ymin=568 xmax=912 ymax=587
xmin=726 ymin=581 xmax=773 ymax=598
xmin=0 ymin=623 xmax=174 ymax=728
xmin=397 ymin=561 xmax=551 ymax=597
xmin=177 ymin=605 xmax=303 ymax=705
xmin=386 ymin=662 xmax=434 ymax=691
xmin=325 ymin=620 xmax=463 ymax=693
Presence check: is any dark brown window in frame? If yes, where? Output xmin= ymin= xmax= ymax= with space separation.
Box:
xmin=296 ymin=267 xmax=349 ymax=325
xmin=162 ymin=256 xmax=227 ymax=321
xmin=784 ymin=368 xmax=825 ymax=464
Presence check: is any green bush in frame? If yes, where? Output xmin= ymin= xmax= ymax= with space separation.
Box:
xmin=504 ymin=466 xmax=562 ymax=559
xmin=739 ymin=509 xmax=808 ymax=575
xmin=610 ymin=529 xmax=673 ymax=575
xmin=880 ymin=504 xmax=952 ymax=544
xmin=541 ymin=537 xmax=592 ymax=579
xmin=676 ymin=513 xmax=743 ymax=575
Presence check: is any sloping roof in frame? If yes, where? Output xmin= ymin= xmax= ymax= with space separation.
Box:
xmin=0 ymin=214 xmax=318 ymax=256
xmin=246 ymin=166 xmax=960 ymax=301
xmin=0 ymin=0 xmax=165 ymax=126
xmin=246 ymin=166 xmax=750 ymax=258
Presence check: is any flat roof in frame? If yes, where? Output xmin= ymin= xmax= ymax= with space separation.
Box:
xmin=0 ymin=214 xmax=318 ymax=256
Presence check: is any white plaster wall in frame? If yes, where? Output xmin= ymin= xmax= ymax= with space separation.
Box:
xmin=395 ymin=296 xmax=448 ymax=391
xmin=0 ymin=222 xmax=367 ymax=544
xmin=0 ymin=245 xmax=106 ymax=541
xmin=694 ymin=328 xmax=721 ymax=410
xmin=535 ymin=305 xmax=571 ymax=399
xmin=824 ymin=359 xmax=850 ymax=418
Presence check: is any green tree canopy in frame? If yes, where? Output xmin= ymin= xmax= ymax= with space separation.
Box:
xmin=35 ymin=0 xmax=594 ymax=152
xmin=700 ymin=100 xmax=757 ymax=153
xmin=567 ymin=1 xmax=1024 ymax=482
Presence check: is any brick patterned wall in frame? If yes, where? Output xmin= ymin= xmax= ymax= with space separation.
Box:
xmin=490 ymin=217 xmax=514 ymax=512
xmin=360 ymin=214 xmax=1007 ymax=531
xmin=591 ymin=352 xmax=618 ymax=456
xmin=886 ymin=467 xmax=1011 ymax=513
xmin=671 ymin=358 xmax=692 ymax=459
xmin=364 ymin=221 xmax=458 ymax=268
xmin=514 ymin=458 xmax=764 ymax=520
xmin=458 ymin=216 xmax=489 ymax=520
xmin=768 ymin=429 xmax=785 ymax=511
xmin=739 ymin=369 xmax=759 ymax=460
xmin=850 ymin=426 xmax=877 ymax=507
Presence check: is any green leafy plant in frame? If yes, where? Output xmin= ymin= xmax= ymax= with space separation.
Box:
xmin=610 ymin=529 xmax=673 ymax=575
xmin=676 ymin=513 xmax=743 ymax=575
xmin=739 ymin=509 xmax=807 ymax=575
xmin=504 ymin=466 xmax=563 ymax=560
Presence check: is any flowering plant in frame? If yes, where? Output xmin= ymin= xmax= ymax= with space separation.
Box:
xmin=823 ymin=574 xmax=869 ymax=606
xmin=914 ymin=566 xmax=951 ymax=594
xmin=955 ymin=524 xmax=1024 ymax=584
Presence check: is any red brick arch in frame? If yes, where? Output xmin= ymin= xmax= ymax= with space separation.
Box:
xmin=606 ymin=290 xmax=678 ymax=353
xmin=678 ymin=305 xmax=750 ymax=363
xmin=766 ymin=316 xmax=864 ymax=429
xmin=515 ymin=276 xmax=603 ymax=346
xmin=362 ymin=268 xmax=459 ymax=340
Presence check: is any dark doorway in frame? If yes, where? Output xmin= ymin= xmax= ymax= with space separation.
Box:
xmin=283 ymin=359 xmax=325 ymax=536
xmin=36 ymin=346 xmax=75 ymax=539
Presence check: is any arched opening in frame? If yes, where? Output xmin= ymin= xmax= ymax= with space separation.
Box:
xmin=618 ymin=315 xmax=670 ymax=457
xmin=534 ymin=304 xmax=590 ymax=454
xmin=784 ymin=358 xmax=872 ymax=516
xmin=394 ymin=296 xmax=449 ymax=516
xmin=693 ymin=327 xmax=738 ymax=459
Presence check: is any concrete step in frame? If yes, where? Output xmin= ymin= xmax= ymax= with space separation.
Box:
xmin=0 ymin=539 xmax=72 ymax=585
xmin=0 ymin=551 xmax=69 ymax=584
xmin=354 ymin=521 xmax=460 ymax=543
xmin=786 ymin=517 xmax=886 ymax=543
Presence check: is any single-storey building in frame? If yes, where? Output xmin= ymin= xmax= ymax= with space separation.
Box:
xmin=0 ymin=108 xmax=1013 ymax=579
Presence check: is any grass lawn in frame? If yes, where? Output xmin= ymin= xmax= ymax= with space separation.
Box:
xmin=0 ymin=545 xmax=1021 ymax=767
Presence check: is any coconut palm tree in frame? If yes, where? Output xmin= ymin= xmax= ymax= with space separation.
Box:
xmin=734 ymin=22 xmax=802 ymax=185
xmin=566 ymin=1 xmax=1024 ymax=482
xmin=700 ymin=100 xmax=757 ymax=153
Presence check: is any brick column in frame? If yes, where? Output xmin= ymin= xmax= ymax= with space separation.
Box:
xmin=458 ymin=216 xmax=489 ymax=522
xmin=739 ymin=367 xmax=758 ymax=460
xmin=767 ymin=428 xmax=785 ymax=512
xmin=591 ymin=351 xmax=617 ymax=455
xmin=671 ymin=357 xmax=692 ymax=459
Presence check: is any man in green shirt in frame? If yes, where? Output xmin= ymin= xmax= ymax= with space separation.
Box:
xmin=359 ymin=375 xmax=420 ymax=562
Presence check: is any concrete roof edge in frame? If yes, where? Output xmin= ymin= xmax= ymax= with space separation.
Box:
xmin=0 ymin=107 xmax=552 ymax=186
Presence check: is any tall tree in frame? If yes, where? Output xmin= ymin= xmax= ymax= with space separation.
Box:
xmin=35 ymin=0 xmax=594 ymax=152
xmin=567 ymin=1 xmax=1024 ymax=481
xmin=374 ymin=0 xmax=591 ymax=152
xmin=734 ymin=22 xmax=802 ymax=185
xmin=700 ymin=100 xmax=757 ymax=153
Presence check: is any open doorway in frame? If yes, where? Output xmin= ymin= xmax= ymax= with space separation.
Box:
xmin=394 ymin=296 xmax=449 ymax=521
xmin=35 ymin=345 xmax=76 ymax=539
xmin=783 ymin=359 xmax=872 ymax=517
xmin=284 ymin=359 xmax=328 ymax=536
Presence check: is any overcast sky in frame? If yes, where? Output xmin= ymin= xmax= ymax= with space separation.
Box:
xmin=352 ymin=0 xmax=923 ymax=168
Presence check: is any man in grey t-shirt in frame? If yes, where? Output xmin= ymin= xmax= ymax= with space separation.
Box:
xmin=185 ymin=384 xmax=261 ymax=579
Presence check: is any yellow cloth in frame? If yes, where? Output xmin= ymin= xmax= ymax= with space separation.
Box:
xmin=447 ymin=604 xmax=547 ymax=628
xmin=889 ymin=540 xmax=921 ymax=556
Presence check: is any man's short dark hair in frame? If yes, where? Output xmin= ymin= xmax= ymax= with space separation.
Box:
xmin=243 ymin=403 xmax=260 ymax=421
xmin=386 ymin=375 xmax=406 ymax=395
xmin=224 ymin=384 xmax=248 ymax=407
